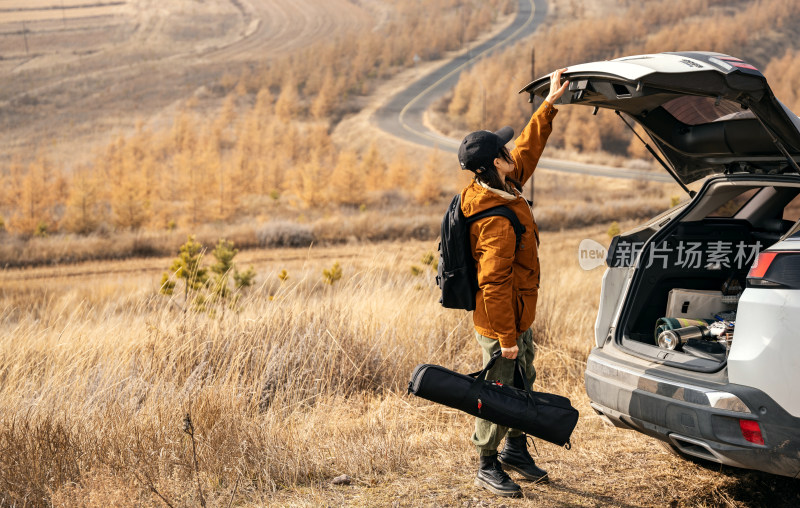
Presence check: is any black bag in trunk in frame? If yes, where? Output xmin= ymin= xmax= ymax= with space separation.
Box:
xmin=408 ymin=351 xmax=578 ymax=448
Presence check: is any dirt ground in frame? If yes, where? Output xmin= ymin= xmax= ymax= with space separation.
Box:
xmin=0 ymin=0 xmax=374 ymax=168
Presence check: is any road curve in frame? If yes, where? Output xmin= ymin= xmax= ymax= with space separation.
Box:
xmin=372 ymin=0 xmax=674 ymax=185
xmin=374 ymin=0 xmax=546 ymax=151
xmin=202 ymin=0 xmax=374 ymax=62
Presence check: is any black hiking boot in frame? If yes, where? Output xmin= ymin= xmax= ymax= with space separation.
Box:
xmin=498 ymin=434 xmax=549 ymax=482
xmin=475 ymin=453 xmax=522 ymax=497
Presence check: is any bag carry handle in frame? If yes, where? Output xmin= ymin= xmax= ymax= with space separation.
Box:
xmin=469 ymin=350 xmax=530 ymax=389
xmin=465 ymin=351 xmax=572 ymax=450
xmin=513 ymin=355 xmax=530 ymax=393
xmin=466 ymin=350 xmax=532 ymax=398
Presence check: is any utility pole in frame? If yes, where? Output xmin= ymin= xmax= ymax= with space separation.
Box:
xmin=22 ymin=21 xmax=29 ymax=55
xmin=529 ymin=47 xmax=535 ymax=205
xmin=531 ymin=48 xmax=536 ymax=112
xmin=482 ymin=86 xmax=486 ymax=126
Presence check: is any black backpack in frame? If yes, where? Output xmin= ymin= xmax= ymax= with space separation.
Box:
xmin=436 ymin=194 xmax=524 ymax=310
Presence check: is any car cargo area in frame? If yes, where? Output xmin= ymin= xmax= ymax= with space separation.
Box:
xmin=612 ymin=179 xmax=800 ymax=371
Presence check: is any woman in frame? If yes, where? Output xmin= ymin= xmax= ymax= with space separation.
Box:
xmin=457 ymin=68 xmax=568 ymax=497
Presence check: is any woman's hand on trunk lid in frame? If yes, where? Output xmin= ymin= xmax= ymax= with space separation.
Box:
xmin=545 ymin=67 xmax=569 ymax=104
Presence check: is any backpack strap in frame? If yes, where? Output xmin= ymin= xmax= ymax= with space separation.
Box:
xmin=466 ymin=206 xmax=526 ymax=250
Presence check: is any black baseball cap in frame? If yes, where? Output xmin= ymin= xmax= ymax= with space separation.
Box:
xmin=457 ymin=126 xmax=514 ymax=171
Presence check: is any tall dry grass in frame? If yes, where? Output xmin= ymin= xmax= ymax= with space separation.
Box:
xmin=2 ymin=231 xmax=798 ymax=506
xmin=0 ymin=232 xmax=602 ymax=505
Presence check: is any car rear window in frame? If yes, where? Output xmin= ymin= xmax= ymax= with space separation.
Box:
xmin=662 ymin=96 xmax=749 ymax=125
xmin=783 ymin=192 xmax=800 ymax=221
xmin=707 ymin=188 xmax=759 ymax=217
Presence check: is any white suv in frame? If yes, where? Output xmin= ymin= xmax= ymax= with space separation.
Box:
xmin=522 ymin=52 xmax=800 ymax=478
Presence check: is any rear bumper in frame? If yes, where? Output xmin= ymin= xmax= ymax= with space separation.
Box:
xmin=585 ymin=349 xmax=800 ymax=478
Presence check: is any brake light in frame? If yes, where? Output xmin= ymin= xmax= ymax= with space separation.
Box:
xmin=747 ymin=252 xmax=777 ymax=279
xmin=747 ymin=251 xmax=800 ymax=288
xmin=739 ymin=419 xmax=765 ymax=445
xmin=719 ymin=56 xmax=759 ymax=71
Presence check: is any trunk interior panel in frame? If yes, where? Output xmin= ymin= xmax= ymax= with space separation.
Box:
xmin=615 ymin=179 xmax=800 ymax=372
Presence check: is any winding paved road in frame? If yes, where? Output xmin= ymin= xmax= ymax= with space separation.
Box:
xmin=372 ymin=0 xmax=674 ymax=185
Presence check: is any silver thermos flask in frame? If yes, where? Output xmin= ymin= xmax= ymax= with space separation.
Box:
xmin=657 ymin=326 xmax=710 ymax=350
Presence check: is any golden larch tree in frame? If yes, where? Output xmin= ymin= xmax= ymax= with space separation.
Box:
xmin=62 ymin=166 xmax=105 ymax=234
xmin=415 ymin=150 xmax=443 ymax=205
xmin=386 ymin=151 xmax=412 ymax=194
xmin=275 ymin=77 xmax=301 ymax=122
xmin=361 ymin=142 xmax=388 ymax=193
xmin=310 ymin=70 xmax=337 ymax=121
xmin=7 ymin=155 xmax=58 ymax=235
xmin=253 ymin=87 xmax=274 ymax=121
xmin=329 ymin=149 xmax=363 ymax=206
xmin=293 ymin=151 xmax=329 ymax=208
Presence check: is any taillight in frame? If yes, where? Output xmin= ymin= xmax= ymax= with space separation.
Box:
xmin=747 ymin=252 xmax=777 ymax=279
xmin=739 ymin=419 xmax=765 ymax=445
xmin=718 ymin=56 xmax=759 ymax=72
xmin=747 ymin=251 xmax=800 ymax=289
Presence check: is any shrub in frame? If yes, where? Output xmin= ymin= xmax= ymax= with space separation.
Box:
xmin=34 ymin=222 xmax=48 ymax=238
xmin=607 ymin=221 xmax=621 ymax=238
xmin=210 ymin=239 xmax=238 ymax=299
xmin=160 ymin=236 xmax=257 ymax=311
xmin=162 ymin=235 xmax=208 ymax=303
xmin=322 ymin=262 xmax=343 ymax=285
xmin=278 ymin=269 xmax=289 ymax=283
xmin=234 ymin=266 xmax=256 ymax=290
xmin=421 ymin=251 xmax=437 ymax=271
xmin=256 ymin=221 xmax=314 ymax=248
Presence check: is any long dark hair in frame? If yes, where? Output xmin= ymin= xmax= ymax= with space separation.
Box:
xmin=474 ymin=146 xmax=521 ymax=193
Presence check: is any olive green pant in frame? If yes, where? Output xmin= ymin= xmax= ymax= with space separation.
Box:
xmin=471 ymin=328 xmax=536 ymax=456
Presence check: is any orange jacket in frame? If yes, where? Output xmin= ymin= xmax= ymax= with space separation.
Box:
xmin=460 ymin=101 xmax=557 ymax=348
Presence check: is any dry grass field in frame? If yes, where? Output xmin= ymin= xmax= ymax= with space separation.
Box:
xmin=2 ymin=226 xmax=799 ymax=506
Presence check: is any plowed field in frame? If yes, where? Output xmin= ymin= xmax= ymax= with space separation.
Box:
xmin=0 ymin=0 xmax=373 ymax=166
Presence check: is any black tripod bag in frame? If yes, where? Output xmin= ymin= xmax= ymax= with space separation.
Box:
xmin=408 ymin=351 xmax=578 ymax=448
